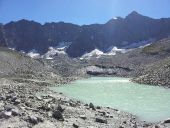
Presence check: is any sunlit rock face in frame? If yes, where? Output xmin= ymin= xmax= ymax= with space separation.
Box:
xmin=1 ymin=11 xmax=170 ymax=57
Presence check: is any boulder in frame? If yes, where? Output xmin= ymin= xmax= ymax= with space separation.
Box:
xmin=163 ymin=118 xmax=170 ymax=123
xmin=25 ymin=101 xmax=32 ymax=107
xmin=57 ymin=105 xmax=64 ymax=112
xmin=89 ymin=103 xmax=95 ymax=110
xmin=96 ymin=106 xmax=101 ymax=109
xmin=4 ymin=105 xmax=13 ymax=111
xmin=154 ymin=125 xmax=159 ymax=128
xmin=11 ymin=109 xmax=19 ymax=116
xmin=52 ymin=110 xmax=64 ymax=121
xmin=0 ymin=95 xmax=5 ymax=100
xmin=95 ymin=118 xmax=107 ymax=124
xmin=39 ymin=104 xmax=51 ymax=111
xmin=80 ymin=115 xmax=87 ymax=120
xmin=73 ymin=123 xmax=79 ymax=128
xmin=37 ymin=116 xmax=44 ymax=122
xmin=14 ymin=99 xmax=21 ymax=105
xmin=84 ymin=104 xmax=88 ymax=106
xmin=28 ymin=116 xmax=39 ymax=125
xmin=11 ymin=95 xmax=17 ymax=102
xmin=0 ymin=111 xmax=12 ymax=119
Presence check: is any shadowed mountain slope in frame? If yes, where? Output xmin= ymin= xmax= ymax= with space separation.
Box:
xmin=1 ymin=11 xmax=170 ymax=57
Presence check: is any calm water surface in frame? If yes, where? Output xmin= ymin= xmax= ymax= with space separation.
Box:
xmin=50 ymin=77 xmax=170 ymax=122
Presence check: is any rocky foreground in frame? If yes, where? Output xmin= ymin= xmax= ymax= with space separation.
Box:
xmin=0 ymin=78 xmax=170 ymax=128
xmin=1 ymin=38 xmax=170 ymax=127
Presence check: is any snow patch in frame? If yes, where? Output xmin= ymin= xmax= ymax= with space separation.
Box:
xmin=57 ymin=42 xmax=72 ymax=49
xmin=27 ymin=50 xmax=40 ymax=58
xmin=113 ymin=17 xmax=118 ymax=20
xmin=123 ymin=39 xmax=155 ymax=49
xmin=8 ymin=47 xmax=15 ymax=51
xmin=27 ymin=42 xmax=72 ymax=59
xmin=43 ymin=47 xmax=66 ymax=60
xmin=139 ymin=43 xmax=151 ymax=48
xmin=81 ymin=49 xmax=103 ymax=59
xmin=106 ymin=46 xmax=126 ymax=55
xmin=81 ymin=47 xmax=126 ymax=59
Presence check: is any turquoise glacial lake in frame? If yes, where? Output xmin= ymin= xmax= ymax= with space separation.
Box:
xmin=50 ymin=77 xmax=170 ymax=122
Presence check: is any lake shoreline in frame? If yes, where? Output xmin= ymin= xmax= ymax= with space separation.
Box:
xmin=0 ymin=76 xmax=170 ymax=128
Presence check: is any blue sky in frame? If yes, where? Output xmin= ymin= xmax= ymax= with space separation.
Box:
xmin=0 ymin=0 xmax=170 ymax=25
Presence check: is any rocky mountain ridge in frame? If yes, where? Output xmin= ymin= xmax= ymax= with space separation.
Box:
xmin=1 ymin=11 xmax=170 ymax=57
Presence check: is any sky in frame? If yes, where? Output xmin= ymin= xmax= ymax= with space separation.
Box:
xmin=0 ymin=0 xmax=170 ymax=25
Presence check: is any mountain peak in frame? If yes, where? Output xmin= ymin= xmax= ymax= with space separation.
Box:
xmin=125 ymin=11 xmax=149 ymax=20
xmin=130 ymin=11 xmax=139 ymax=15
xmin=126 ymin=11 xmax=142 ymax=17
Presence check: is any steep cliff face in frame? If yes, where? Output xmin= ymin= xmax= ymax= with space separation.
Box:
xmin=3 ymin=20 xmax=48 ymax=54
xmin=0 ymin=24 xmax=6 ymax=47
xmin=1 ymin=11 xmax=170 ymax=57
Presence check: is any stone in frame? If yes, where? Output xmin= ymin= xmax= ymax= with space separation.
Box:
xmin=8 ymin=90 xmax=14 ymax=94
xmin=69 ymin=102 xmax=76 ymax=107
xmin=98 ymin=111 xmax=106 ymax=116
xmin=110 ymin=115 xmax=113 ymax=118
xmin=154 ymin=125 xmax=159 ymax=128
xmin=0 ymin=111 xmax=12 ymax=119
xmin=37 ymin=116 xmax=44 ymax=122
xmin=14 ymin=99 xmax=21 ymax=105
xmin=36 ymin=96 xmax=42 ymax=100
xmin=0 ymin=95 xmax=5 ymax=100
xmin=6 ymin=95 xmax=12 ymax=100
xmin=164 ymin=118 xmax=170 ymax=123
xmin=96 ymin=106 xmax=101 ymax=109
xmin=11 ymin=109 xmax=19 ymax=116
xmin=123 ymin=121 xmax=126 ymax=124
xmin=84 ymin=104 xmax=88 ymax=106
xmin=11 ymin=95 xmax=17 ymax=102
xmin=73 ymin=123 xmax=79 ymax=128
xmin=80 ymin=115 xmax=87 ymax=120
xmin=28 ymin=116 xmax=39 ymax=125
xmin=29 ymin=95 xmax=34 ymax=99
xmin=57 ymin=105 xmax=64 ymax=112
xmin=95 ymin=118 xmax=107 ymax=124
xmin=4 ymin=105 xmax=13 ymax=111
xmin=113 ymin=109 xmax=118 ymax=111
xmin=89 ymin=103 xmax=95 ymax=110
xmin=39 ymin=104 xmax=51 ymax=111
xmin=133 ymin=122 xmax=137 ymax=128
xmin=25 ymin=101 xmax=32 ymax=107
xmin=52 ymin=110 xmax=64 ymax=121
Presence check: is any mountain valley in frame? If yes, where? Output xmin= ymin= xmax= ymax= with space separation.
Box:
xmin=0 ymin=11 xmax=170 ymax=128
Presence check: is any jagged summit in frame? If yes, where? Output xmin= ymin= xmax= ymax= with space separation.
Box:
xmin=125 ymin=11 xmax=153 ymax=20
xmin=129 ymin=11 xmax=140 ymax=15
xmin=126 ymin=11 xmax=144 ymax=18
xmin=1 ymin=12 xmax=170 ymax=57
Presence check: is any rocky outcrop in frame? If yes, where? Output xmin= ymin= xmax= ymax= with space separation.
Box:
xmin=86 ymin=65 xmax=133 ymax=76
xmin=133 ymin=57 xmax=170 ymax=87
xmin=125 ymin=38 xmax=170 ymax=87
